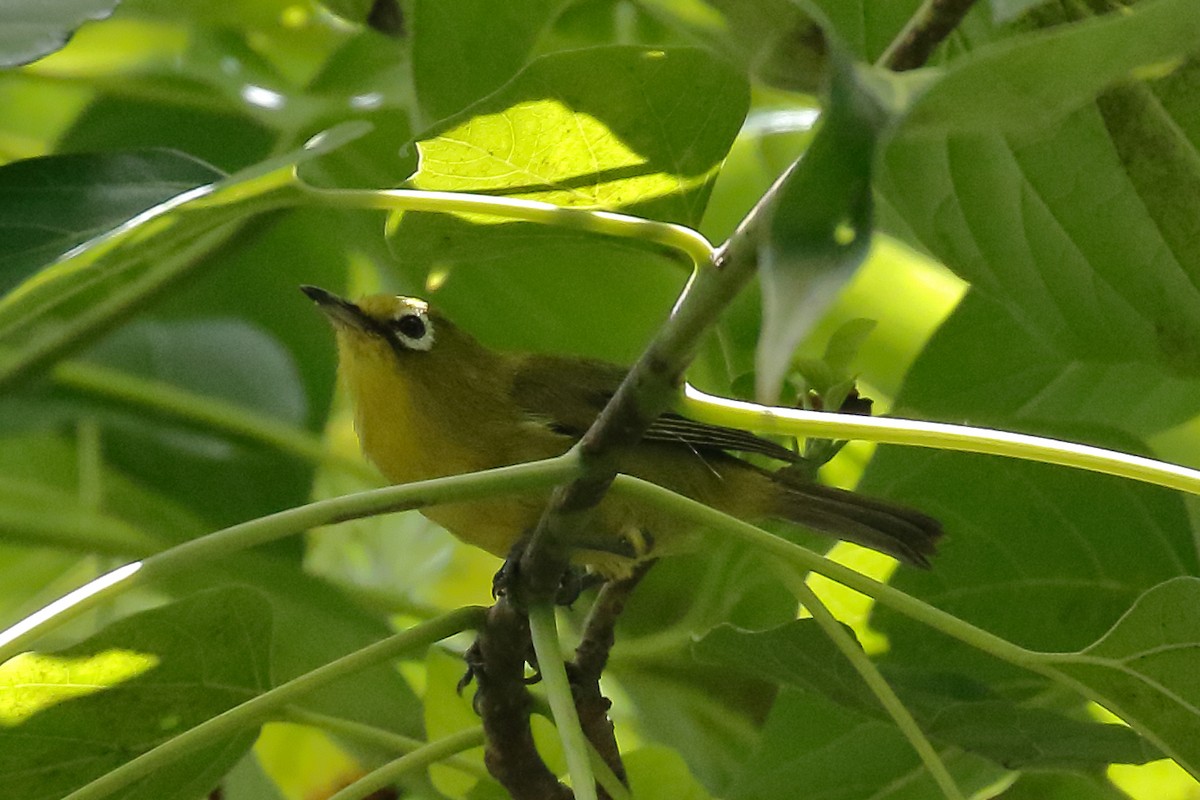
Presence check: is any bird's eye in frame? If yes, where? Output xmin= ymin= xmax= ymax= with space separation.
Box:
xmin=394 ymin=313 xmax=427 ymax=341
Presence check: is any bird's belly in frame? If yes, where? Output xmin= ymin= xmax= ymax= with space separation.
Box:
xmin=422 ymin=496 xmax=546 ymax=559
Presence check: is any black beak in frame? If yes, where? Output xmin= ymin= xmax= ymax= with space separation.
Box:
xmin=301 ymin=285 xmax=373 ymax=332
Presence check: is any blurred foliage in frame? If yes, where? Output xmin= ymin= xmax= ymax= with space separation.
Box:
xmin=0 ymin=0 xmax=1199 ymax=799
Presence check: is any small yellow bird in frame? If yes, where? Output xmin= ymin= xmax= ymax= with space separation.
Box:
xmin=303 ymin=285 xmax=940 ymax=577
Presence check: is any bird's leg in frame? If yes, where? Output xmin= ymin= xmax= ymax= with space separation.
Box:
xmin=493 ymin=533 xmax=607 ymax=607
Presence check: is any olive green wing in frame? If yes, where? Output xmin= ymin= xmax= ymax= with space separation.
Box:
xmin=510 ymin=354 xmax=800 ymax=463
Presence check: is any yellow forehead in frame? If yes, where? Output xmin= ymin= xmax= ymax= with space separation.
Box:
xmin=355 ymin=294 xmax=429 ymax=320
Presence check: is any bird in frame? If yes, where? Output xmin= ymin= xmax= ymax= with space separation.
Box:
xmin=302 ymin=285 xmax=941 ymax=579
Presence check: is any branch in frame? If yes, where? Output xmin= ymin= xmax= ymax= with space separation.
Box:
xmin=569 ymin=562 xmax=655 ymax=794
xmin=514 ymin=169 xmax=781 ymax=603
xmin=878 ymin=0 xmax=982 ymax=71
xmin=466 ymin=598 xmax=572 ymax=800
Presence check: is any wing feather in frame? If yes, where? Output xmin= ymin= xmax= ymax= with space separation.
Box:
xmin=510 ymin=354 xmax=799 ymax=462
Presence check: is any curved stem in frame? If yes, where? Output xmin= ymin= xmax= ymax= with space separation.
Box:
xmin=608 ymin=474 xmax=1041 ymax=668
xmin=280 ymin=707 xmax=491 ymax=780
xmin=301 ymin=184 xmax=715 ymax=269
xmin=0 ymin=455 xmax=578 ymax=662
xmin=529 ymin=603 xmax=598 ymax=800
xmin=325 ymin=728 xmax=488 ymax=800
xmin=792 ymin=580 xmax=963 ymax=800
xmin=63 ymin=607 xmax=487 ymax=800
xmin=681 ymin=385 xmax=1200 ymax=497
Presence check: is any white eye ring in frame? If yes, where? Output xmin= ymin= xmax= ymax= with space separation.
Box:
xmin=391 ymin=297 xmax=434 ymax=351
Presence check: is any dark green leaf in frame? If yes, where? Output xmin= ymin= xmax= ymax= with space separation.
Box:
xmin=898 ymin=0 xmax=1200 ymax=135
xmin=865 ymin=446 xmax=1194 ymax=680
xmin=0 ymin=122 xmax=368 ymax=393
xmin=755 ymin=55 xmax=890 ymax=400
xmin=695 ymin=620 xmax=1158 ymax=770
xmin=722 ymin=688 xmax=1009 ymax=800
xmin=0 ymin=0 xmax=120 ymax=66
xmin=0 ymin=150 xmax=224 ymax=295
xmin=58 ymin=95 xmax=274 ymax=173
xmin=0 ymin=586 xmax=272 ymax=800
xmin=1050 ymin=577 xmax=1200 ymax=777
xmin=410 ymin=0 xmax=570 ymax=122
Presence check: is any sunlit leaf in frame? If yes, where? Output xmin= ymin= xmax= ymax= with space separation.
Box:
xmin=0 ymin=586 xmax=272 ymax=800
xmin=623 ymin=746 xmax=713 ymax=800
xmin=407 ymin=46 xmax=748 ymax=224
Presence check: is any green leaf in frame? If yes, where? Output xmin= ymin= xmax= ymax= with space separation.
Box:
xmin=755 ymin=55 xmax=890 ymax=401
xmin=721 ymin=688 xmax=1010 ymax=800
xmin=608 ymin=541 xmax=797 ymax=790
xmin=407 ymin=45 xmax=748 ymax=225
xmin=0 ymin=123 xmax=367 ymax=393
xmin=0 ymin=586 xmax=273 ymax=800
xmin=1049 ymin=577 xmax=1200 ymax=778
xmin=623 ymin=746 xmax=713 ymax=800
xmin=410 ymin=0 xmax=569 ymax=122
xmin=221 ymin=750 xmax=288 ymax=800
xmin=0 ymin=150 xmax=224 ymax=295
xmin=865 ymin=446 xmax=1195 ymax=676
xmin=898 ymin=0 xmax=1200 ymax=135
xmin=0 ymin=434 xmax=203 ymax=555
xmin=885 ymin=293 xmax=1200 ymax=440
xmin=392 ymin=46 xmax=747 ymax=362
xmin=58 ymin=95 xmax=275 ymax=174
xmin=694 ymin=620 xmax=1158 ymax=770
xmin=999 ymin=771 xmax=1132 ymax=800
xmin=0 ymin=0 xmax=120 ymax=67
xmin=880 ymin=72 xmax=1200 ymax=378
xmin=386 ymin=216 xmax=689 ymax=363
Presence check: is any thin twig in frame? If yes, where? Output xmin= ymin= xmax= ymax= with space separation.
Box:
xmin=878 ymin=0 xmax=982 ymax=71
xmin=569 ymin=562 xmax=656 ymax=795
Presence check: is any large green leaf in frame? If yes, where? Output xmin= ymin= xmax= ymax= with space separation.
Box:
xmin=0 ymin=123 xmax=366 ymax=393
xmin=865 ymin=445 xmax=1194 ymax=680
xmin=406 ymin=45 xmax=748 ymax=224
xmin=0 ymin=586 xmax=272 ymax=800
xmin=1048 ymin=577 xmax=1200 ymax=777
xmin=389 ymin=45 xmax=746 ymax=363
xmin=0 ymin=150 xmax=224 ymax=295
xmin=897 ymin=0 xmax=1200 ymax=135
xmin=0 ymin=0 xmax=120 ymax=67
xmin=719 ymin=688 xmax=1009 ymax=800
xmin=610 ymin=542 xmax=797 ymax=791
xmin=695 ymin=620 xmax=1157 ymax=771
xmin=409 ymin=0 xmax=569 ymax=123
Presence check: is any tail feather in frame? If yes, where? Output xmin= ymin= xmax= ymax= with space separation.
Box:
xmin=769 ymin=479 xmax=942 ymax=568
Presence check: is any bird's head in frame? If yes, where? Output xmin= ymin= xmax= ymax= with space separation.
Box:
xmin=301 ymin=284 xmax=441 ymax=361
